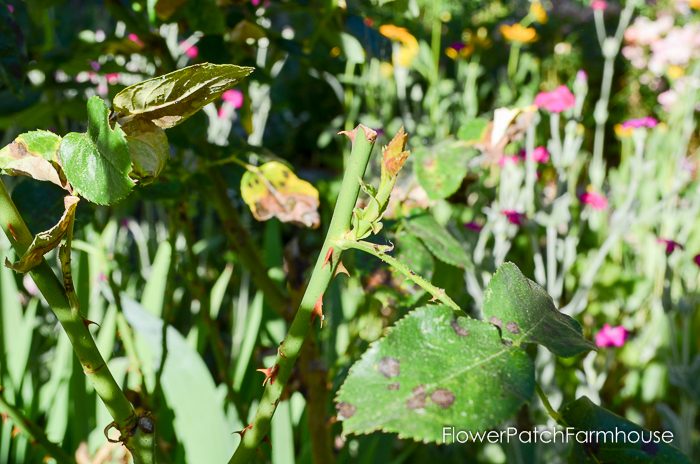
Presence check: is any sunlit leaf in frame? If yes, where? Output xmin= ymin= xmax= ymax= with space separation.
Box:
xmin=5 ymin=196 xmax=79 ymax=273
xmin=482 ymin=262 xmax=596 ymax=357
xmin=240 ymin=161 xmax=320 ymax=228
xmin=113 ymin=63 xmax=254 ymax=128
xmin=0 ymin=130 xmax=67 ymax=189
xmin=336 ymin=305 xmax=534 ymax=443
xmin=59 ymin=96 xmax=135 ymax=205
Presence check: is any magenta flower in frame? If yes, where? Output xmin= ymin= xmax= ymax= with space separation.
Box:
xmin=518 ymin=146 xmax=550 ymax=163
xmin=595 ymin=324 xmax=628 ymax=348
xmin=621 ymin=117 xmax=658 ymax=129
xmin=7 ymin=4 xmax=14 ymax=13
xmin=576 ymin=70 xmax=588 ymax=82
xmin=534 ymin=85 xmax=576 ymax=113
xmin=498 ymin=155 xmax=520 ymax=167
xmin=657 ymin=238 xmax=683 ymax=255
xmin=693 ymin=254 xmax=700 ymax=267
xmin=502 ymin=210 xmax=526 ymax=226
xmin=464 ymin=221 xmax=483 ymax=232
xmin=127 ymin=33 xmax=144 ymax=47
xmin=105 ymin=73 xmax=120 ymax=85
xmin=591 ymin=1 xmax=607 ymax=11
xmin=222 ymin=89 xmax=244 ymax=109
xmin=580 ymin=190 xmax=608 ymax=210
xmin=184 ymin=44 xmax=199 ymax=59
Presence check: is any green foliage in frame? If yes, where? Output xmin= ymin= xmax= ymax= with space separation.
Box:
xmin=336 ymin=305 xmax=535 ymax=443
xmin=413 ymin=140 xmax=473 ymax=200
xmin=482 ymin=263 xmax=596 ymax=357
xmin=113 ymin=63 xmax=254 ymax=129
xmin=405 ymin=214 xmax=471 ymax=269
xmin=561 ymin=396 xmax=690 ymax=463
xmin=58 ymin=97 xmax=135 ymax=205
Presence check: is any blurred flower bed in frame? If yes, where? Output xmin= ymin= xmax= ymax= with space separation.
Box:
xmin=0 ymin=0 xmax=699 ymax=463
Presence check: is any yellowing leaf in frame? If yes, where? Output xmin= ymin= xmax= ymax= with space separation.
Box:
xmin=5 ymin=196 xmax=79 ymax=273
xmin=240 ymin=161 xmax=320 ymax=229
xmin=0 ymin=130 xmax=68 ymax=189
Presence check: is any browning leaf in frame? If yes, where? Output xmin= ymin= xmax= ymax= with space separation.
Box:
xmin=0 ymin=130 xmax=68 ymax=189
xmin=5 ymin=196 xmax=80 ymax=273
xmin=240 ymin=161 xmax=320 ymax=228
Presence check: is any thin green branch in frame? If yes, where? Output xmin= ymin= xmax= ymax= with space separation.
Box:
xmin=535 ymin=382 xmax=563 ymax=425
xmin=0 ymin=179 xmax=154 ymax=463
xmin=0 ymin=390 xmax=74 ymax=464
xmin=229 ymin=126 xmax=377 ymax=463
xmin=334 ymin=239 xmax=462 ymax=312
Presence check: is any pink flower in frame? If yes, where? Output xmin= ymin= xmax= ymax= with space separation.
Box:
xmin=464 ymin=221 xmax=483 ymax=232
xmin=498 ymin=155 xmax=520 ymax=167
xmin=591 ymin=1 xmax=607 ymax=11
xmin=534 ymin=85 xmax=576 ymax=113
xmin=184 ymin=44 xmax=199 ymax=59
xmin=621 ymin=117 xmax=658 ymax=129
xmin=502 ymin=210 xmax=526 ymax=226
xmin=595 ymin=324 xmax=628 ymax=348
xmin=576 ymin=70 xmax=588 ymax=82
xmin=7 ymin=4 xmax=14 ymax=13
xmin=105 ymin=73 xmax=120 ymax=85
xmin=694 ymin=254 xmax=700 ymax=267
xmin=580 ymin=190 xmax=608 ymax=210
xmin=222 ymin=89 xmax=244 ymax=109
xmin=657 ymin=238 xmax=683 ymax=255
xmin=518 ymin=146 xmax=550 ymax=163
xmin=127 ymin=33 xmax=144 ymax=47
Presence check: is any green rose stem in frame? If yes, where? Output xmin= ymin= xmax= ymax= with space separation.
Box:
xmin=229 ymin=126 xmax=377 ymax=463
xmin=333 ymin=239 xmax=461 ymax=312
xmin=0 ymin=389 xmax=74 ymax=464
xmin=0 ymin=179 xmax=154 ymax=463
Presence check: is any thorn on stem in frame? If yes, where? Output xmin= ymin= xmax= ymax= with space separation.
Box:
xmin=323 ymin=247 xmax=334 ymax=267
xmin=82 ymin=317 xmax=101 ymax=329
xmin=311 ymin=294 xmax=325 ymax=328
xmin=256 ymin=364 xmax=279 ymax=386
xmin=234 ymin=423 xmax=253 ymax=438
xmin=335 ymin=261 xmax=349 ymax=277
xmin=7 ymin=224 xmax=18 ymax=242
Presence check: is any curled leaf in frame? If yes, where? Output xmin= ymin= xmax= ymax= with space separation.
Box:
xmin=5 ymin=196 xmax=80 ymax=273
xmin=240 ymin=161 xmax=320 ymax=228
xmin=0 ymin=130 xmax=68 ymax=189
xmin=113 ymin=63 xmax=254 ymax=128
xmin=122 ymin=118 xmax=169 ymax=183
xmin=382 ymin=127 xmax=409 ymax=178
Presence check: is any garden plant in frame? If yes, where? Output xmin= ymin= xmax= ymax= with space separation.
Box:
xmin=0 ymin=0 xmax=699 ymax=463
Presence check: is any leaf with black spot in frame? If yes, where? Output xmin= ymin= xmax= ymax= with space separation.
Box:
xmin=335 ymin=305 xmax=535 ymax=443
xmin=482 ymin=262 xmax=595 ymax=357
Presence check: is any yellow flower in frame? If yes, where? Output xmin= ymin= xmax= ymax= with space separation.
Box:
xmin=379 ymin=24 xmax=420 ymax=67
xmin=530 ymin=1 xmax=548 ymax=24
xmin=500 ymin=24 xmax=538 ymax=44
xmin=667 ymin=65 xmax=684 ymax=80
xmin=691 ymin=0 xmax=700 ymax=10
xmin=445 ymin=43 xmax=474 ymax=60
xmin=380 ymin=62 xmax=394 ymax=78
xmin=614 ymin=124 xmax=633 ymax=138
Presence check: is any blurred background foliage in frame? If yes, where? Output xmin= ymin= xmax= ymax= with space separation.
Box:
xmin=0 ymin=0 xmax=699 ymax=463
